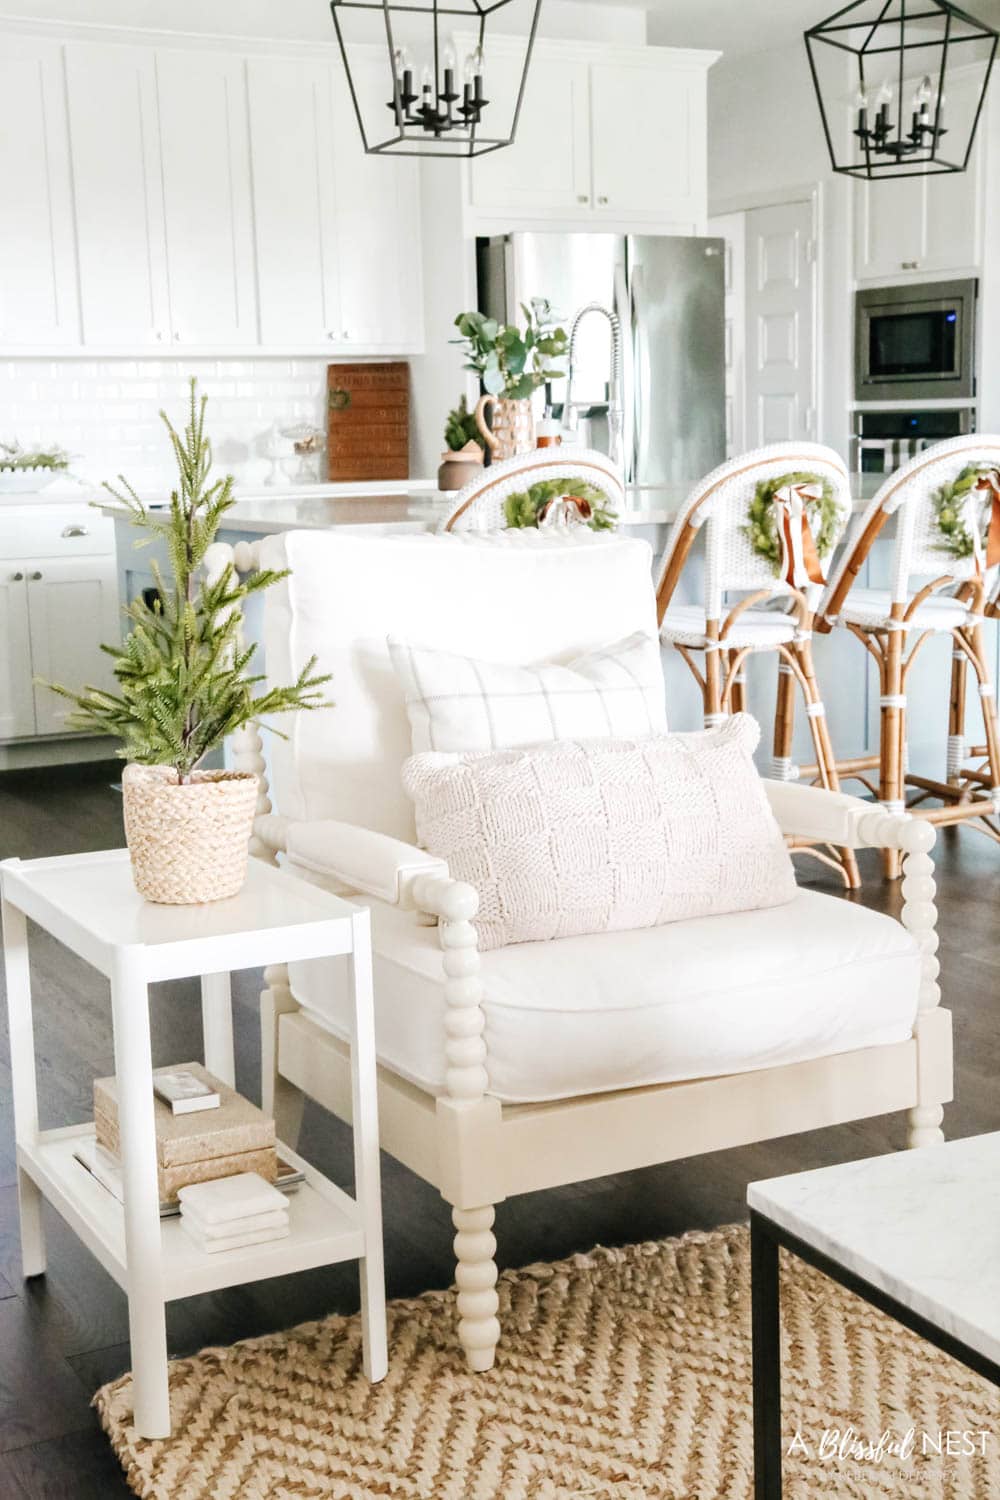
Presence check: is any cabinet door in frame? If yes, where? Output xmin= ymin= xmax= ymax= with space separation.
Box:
xmin=26 ymin=556 xmax=119 ymax=738
xmin=65 ymin=42 xmax=170 ymax=346
xmin=330 ymin=59 xmax=424 ymax=349
xmin=854 ymin=174 xmax=925 ymax=281
xmin=247 ymin=57 xmax=341 ymax=345
xmin=156 ymin=49 xmax=257 ymax=346
xmin=469 ymin=51 xmax=591 ymax=217
xmin=0 ymin=572 xmax=35 ymax=740
xmin=0 ymin=37 xmax=79 ymax=347
xmin=590 ymin=61 xmax=706 ymax=227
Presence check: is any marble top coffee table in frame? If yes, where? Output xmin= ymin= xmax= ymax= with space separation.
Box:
xmin=747 ymin=1134 xmax=1000 ymax=1499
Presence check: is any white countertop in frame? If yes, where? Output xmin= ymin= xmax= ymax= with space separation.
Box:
xmin=748 ymin=1132 xmax=1000 ymax=1367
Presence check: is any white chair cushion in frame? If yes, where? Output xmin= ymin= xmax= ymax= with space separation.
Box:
xmin=388 ymin=631 xmax=666 ymax=754
xmin=660 ymin=603 xmax=798 ymax=648
xmin=260 ymin=530 xmax=661 ymax=841
xmin=837 ymin=588 xmax=972 ymax=632
xmin=288 ymin=887 xmax=920 ymax=1104
xmin=401 ymin=718 xmax=796 ymax=951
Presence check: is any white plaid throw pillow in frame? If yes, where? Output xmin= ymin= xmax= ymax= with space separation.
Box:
xmin=387 ymin=632 xmax=667 ymax=754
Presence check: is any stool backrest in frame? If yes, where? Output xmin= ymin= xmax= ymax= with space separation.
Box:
xmin=442 ymin=448 xmax=625 ymax=532
xmin=817 ymin=435 xmax=1000 ymax=628
xmin=655 ymin=442 xmax=852 ymax=624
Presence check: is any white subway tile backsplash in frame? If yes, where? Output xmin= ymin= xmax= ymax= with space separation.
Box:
xmin=0 ymin=357 xmax=330 ymax=486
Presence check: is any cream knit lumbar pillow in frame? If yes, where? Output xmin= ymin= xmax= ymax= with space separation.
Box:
xmin=387 ymin=631 xmax=667 ymax=754
xmin=401 ymin=714 xmax=796 ymax=951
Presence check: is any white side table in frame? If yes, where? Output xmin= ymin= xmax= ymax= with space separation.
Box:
xmin=0 ymin=848 xmax=387 ymax=1440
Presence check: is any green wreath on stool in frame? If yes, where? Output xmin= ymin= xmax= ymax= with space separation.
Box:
xmin=931 ymin=464 xmax=995 ymax=561
xmin=744 ymin=471 xmax=839 ymax=576
xmin=503 ymin=478 xmax=617 ymax=531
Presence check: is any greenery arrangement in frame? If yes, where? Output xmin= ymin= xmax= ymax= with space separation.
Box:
xmin=43 ymin=380 xmax=330 ymax=782
xmin=0 ymin=440 xmax=72 ymax=472
xmin=503 ymin=477 xmax=617 ymax=532
xmin=931 ymin=464 xmax=994 ymax=560
xmin=453 ymin=298 xmax=568 ymax=400
xmin=745 ymin=471 xmax=841 ymax=574
xmin=443 ymin=394 xmax=485 ymax=453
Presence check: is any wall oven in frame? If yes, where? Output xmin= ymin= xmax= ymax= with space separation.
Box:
xmin=855 ymin=279 xmax=978 ymax=402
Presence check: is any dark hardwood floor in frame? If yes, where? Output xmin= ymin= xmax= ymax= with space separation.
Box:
xmin=1 ymin=759 xmax=998 ymax=1495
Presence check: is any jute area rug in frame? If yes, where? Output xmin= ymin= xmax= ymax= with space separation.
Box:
xmin=96 ymin=1223 xmax=999 ymax=1500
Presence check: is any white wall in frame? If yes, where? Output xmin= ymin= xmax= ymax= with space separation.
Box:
xmin=705 ymin=40 xmax=854 ymax=461
xmin=0 ymin=357 xmax=330 ymax=491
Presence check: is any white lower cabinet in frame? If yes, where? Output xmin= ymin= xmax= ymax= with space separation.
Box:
xmin=0 ymin=573 xmax=34 ymax=740
xmin=0 ymin=511 xmax=119 ymax=743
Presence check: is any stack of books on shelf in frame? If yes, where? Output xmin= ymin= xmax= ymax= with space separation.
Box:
xmin=178 ymin=1172 xmax=291 ymax=1254
xmin=92 ymin=1062 xmax=277 ymax=1205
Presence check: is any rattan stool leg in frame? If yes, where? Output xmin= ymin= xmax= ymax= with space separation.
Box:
xmin=772 ymin=659 xmax=796 ymax=782
xmin=948 ymin=644 xmax=968 ymax=786
xmin=965 ymin=625 xmax=1000 ymax=796
xmin=879 ymin=624 xmax=906 ymax=879
xmin=795 ymin=638 xmax=861 ymax=889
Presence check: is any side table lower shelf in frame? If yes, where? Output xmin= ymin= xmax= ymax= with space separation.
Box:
xmin=18 ymin=1123 xmax=365 ymax=1301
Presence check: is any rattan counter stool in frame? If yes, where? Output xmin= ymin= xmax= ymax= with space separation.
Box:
xmin=441 ymin=447 xmax=625 ymax=533
xmin=654 ymin=443 xmax=860 ymax=888
xmin=814 ymin=436 xmax=1000 ymax=879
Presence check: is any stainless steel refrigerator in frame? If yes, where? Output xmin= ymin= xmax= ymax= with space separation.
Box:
xmin=477 ymin=232 xmax=726 ymax=488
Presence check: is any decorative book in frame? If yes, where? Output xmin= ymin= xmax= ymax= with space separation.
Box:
xmin=153 ymin=1069 xmax=220 ymax=1115
xmin=94 ymin=1062 xmax=275 ymax=1166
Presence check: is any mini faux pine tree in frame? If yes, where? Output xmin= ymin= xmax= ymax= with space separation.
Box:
xmin=45 ymin=381 xmax=329 ymax=782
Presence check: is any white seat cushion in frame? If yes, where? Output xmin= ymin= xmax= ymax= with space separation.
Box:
xmin=288 ymin=887 xmax=920 ymax=1105
xmin=837 ymin=588 xmax=972 ymax=632
xmin=660 ymin=603 xmax=798 ymax=648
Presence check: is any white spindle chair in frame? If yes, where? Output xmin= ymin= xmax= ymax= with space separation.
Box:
xmin=815 ymin=435 xmax=1000 ymax=878
xmin=442 ymin=447 xmax=625 ymax=532
xmin=655 ymin=442 xmax=858 ymax=887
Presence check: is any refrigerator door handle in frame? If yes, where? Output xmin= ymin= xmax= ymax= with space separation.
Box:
xmin=631 ymin=262 xmax=653 ymax=484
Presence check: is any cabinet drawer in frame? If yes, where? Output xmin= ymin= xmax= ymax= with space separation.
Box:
xmin=0 ymin=508 xmax=114 ymax=560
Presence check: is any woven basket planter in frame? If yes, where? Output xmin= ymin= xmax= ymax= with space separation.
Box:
xmin=121 ymin=764 xmax=258 ymax=905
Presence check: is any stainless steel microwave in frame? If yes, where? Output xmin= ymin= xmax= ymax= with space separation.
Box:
xmin=855 ymin=279 xmax=977 ymax=402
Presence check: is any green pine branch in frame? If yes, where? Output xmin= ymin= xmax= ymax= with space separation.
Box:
xmin=41 ymin=379 xmax=331 ymax=781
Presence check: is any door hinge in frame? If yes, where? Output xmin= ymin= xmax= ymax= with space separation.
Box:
xmin=805 ymin=238 xmax=818 ymax=266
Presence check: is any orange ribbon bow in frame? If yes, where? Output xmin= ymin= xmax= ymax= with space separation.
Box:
xmin=774 ymin=482 xmax=826 ymax=590
xmin=973 ymin=469 xmax=1000 ymax=573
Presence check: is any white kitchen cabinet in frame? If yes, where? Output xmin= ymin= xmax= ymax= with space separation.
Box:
xmin=469 ymin=41 xmax=715 ymax=229
xmin=248 ymin=52 xmax=424 ymax=351
xmin=0 ymin=508 xmax=118 ymax=743
xmin=589 ymin=60 xmax=706 ymax=227
xmin=330 ymin=58 xmax=424 ymax=349
xmin=156 ymin=49 xmax=257 ymax=347
xmin=26 ymin=555 xmax=119 ymax=737
xmin=64 ymin=41 xmax=170 ymax=347
xmin=0 ymin=571 xmax=35 ymax=741
xmin=469 ymin=56 xmax=592 ymax=217
xmin=0 ymin=37 xmax=79 ymax=348
xmin=247 ymin=57 xmax=341 ymax=345
xmin=854 ymin=75 xmax=985 ymax=282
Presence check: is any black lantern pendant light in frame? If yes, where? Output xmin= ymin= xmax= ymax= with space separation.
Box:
xmin=329 ymin=0 xmax=542 ymax=157
xmin=805 ymin=0 xmax=999 ymax=179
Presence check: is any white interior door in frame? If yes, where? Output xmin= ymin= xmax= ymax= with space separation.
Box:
xmin=709 ymin=211 xmax=746 ymax=459
xmin=745 ymin=199 xmax=816 ymax=446
xmin=26 ymin=557 xmax=119 ymax=737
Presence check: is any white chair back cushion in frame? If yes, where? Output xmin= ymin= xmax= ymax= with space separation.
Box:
xmin=260 ymin=529 xmax=662 ymax=840
xmin=657 ymin=442 xmax=851 ymax=617
xmin=822 ymin=435 xmax=1000 ymax=613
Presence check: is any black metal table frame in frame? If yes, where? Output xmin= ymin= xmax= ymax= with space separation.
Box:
xmin=750 ymin=1208 xmax=1000 ymax=1499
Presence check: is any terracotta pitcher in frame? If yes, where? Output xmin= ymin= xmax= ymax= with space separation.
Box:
xmin=475 ymin=396 xmax=535 ymax=462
